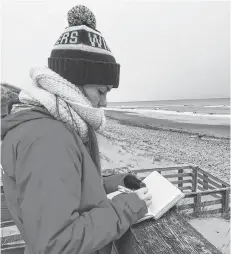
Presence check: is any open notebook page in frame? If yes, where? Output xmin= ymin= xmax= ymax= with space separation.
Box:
xmin=107 ymin=171 xmax=185 ymax=221
xmin=142 ymin=171 xmax=185 ymax=219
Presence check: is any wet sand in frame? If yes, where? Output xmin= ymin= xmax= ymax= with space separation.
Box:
xmin=105 ymin=110 xmax=230 ymax=139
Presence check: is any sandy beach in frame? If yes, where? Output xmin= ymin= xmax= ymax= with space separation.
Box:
xmin=99 ymin=110 xmax=230 ymax=183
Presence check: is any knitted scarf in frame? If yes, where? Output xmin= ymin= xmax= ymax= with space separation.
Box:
xmin=19 ymin=67 xmax=106 ymax=140
xmin=17 ymin=67 xmax=106 ymax=171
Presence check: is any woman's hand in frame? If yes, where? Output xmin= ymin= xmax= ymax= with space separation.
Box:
xmin=124 ymin=174 xmax=146 ymax=190
xmin=134 ymin=187 xmax=152 ymax=207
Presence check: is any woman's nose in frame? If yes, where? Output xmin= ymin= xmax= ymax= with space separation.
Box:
xmin=99 ymin=96 xmax=107 ymax=107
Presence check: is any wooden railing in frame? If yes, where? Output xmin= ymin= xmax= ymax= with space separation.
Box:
xmin=178 ymin=188 xmax=230 ymax=216
xmin=135 ymin=165 xmax=230 ymax=217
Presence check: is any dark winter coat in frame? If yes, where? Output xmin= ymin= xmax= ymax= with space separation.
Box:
xmin=1 ymin=107 xmax=147 ymax=254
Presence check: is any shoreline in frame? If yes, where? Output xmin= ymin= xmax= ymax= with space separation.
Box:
xmin=105 ymin=110 xmax=230 ymax=140
xmin=100 ymin=111 xmax=230 ymax=183
xmin=106 ymin=106 xmax=230 ymax=116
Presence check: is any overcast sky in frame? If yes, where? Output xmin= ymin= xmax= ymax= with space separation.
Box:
xmin=1 ymin=0 xmax=230 ymax=102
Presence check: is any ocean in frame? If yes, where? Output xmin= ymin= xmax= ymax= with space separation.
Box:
xmin=107 ymin=98 xmax=230 ymax=116
xmin=106 ymin=98 xmax=230 ymax=128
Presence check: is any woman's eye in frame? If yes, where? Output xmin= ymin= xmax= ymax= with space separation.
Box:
xmin=99 ymin=90 xmax=105 ymax=95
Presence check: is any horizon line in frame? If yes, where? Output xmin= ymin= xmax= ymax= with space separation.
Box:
xmin=108 ymin=97 xmax=230 ymax=103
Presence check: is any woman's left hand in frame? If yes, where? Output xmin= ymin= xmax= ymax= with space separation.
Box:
xmin=123 ymin=174 xmax=146 ymax=190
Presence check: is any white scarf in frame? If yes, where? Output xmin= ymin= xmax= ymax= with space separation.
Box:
xmin=18 ymin=67 xmax=106 ymax=142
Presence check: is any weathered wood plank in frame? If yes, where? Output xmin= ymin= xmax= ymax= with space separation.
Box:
xmin=197 ymin=184 xmax=223 ymax=199
xmin=221 ymin=189 xmax=230 ymax=214
xmin=198 ymin=174 xmax=223 ymax=189
xmin=164 ymin=173 xmax=192 ymax=179
xmin=2 ymin=234 xmax=23 ymax=246
xmin=198 ymin=168 xmax=230 ymax=187
xmin=185 ymin=188 xmax=230 ymax=198
xmin=202 ymin=199 xmax=222 ymax=207
xmin=177 ymin=199 xmax=222 ymax=212
xmin=114 ymin=209 xmax=222 ymax=254
xmin=1 ymin=220 xmax=15 ymax=227
xmin=1 ymin=193 xmax=13 ymax=224
xmin=179 ymin=186 xmax=191 ymax=191
xmin=178 ymin=169 xmax=183 ymax=188
xmin=194 ymin=192 xmax=202 ymax=214
xmin=171 ymin=179 xmax=192 ymax=185
xmin=197 ymin=180 xmax=222 ymax=195
xmin=191 ymin=168 xmax=198 ymax=192
xmin=197 ymin=186 xmax=221 ymax=199
xmin=191 ymin=208 xmax=223 ymax=217
xmin=2 ymin=244 xmax=25 ymax=254
xmin=177 ymin=203 xmax=195 ymax=211
xmin=135 ymin=166 xmax=191 ymax=174
xmin=202 ymin=173 xmax=209 ymax=190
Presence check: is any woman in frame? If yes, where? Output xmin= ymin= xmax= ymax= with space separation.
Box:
xmin=1 ymin=5 xmax=152 ymax=254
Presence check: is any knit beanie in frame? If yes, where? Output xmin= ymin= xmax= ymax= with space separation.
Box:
xmin=48 ymin=5 xmax=120 ymax=88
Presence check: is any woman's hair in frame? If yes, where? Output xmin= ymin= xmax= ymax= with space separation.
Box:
xmin=87 ymin=124 xmax=101 ymax=172
xmin=55 ymin=88 xmax=101 ymax=172
xmin=1 ymin=83 xmax=21 ymax=117
xmin=78 ymin=85 xmax=102 ymax=171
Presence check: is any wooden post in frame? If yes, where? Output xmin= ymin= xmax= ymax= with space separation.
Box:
xmin=192 ymin=167 xmax=198 ymax=192
xmin=194 ymin=192 xmax=202 ymax=215
xmin=221 ymin=189 xmax=230 ymax=214
xmin=178 ymin=169 xmax=183 ymax=188
xmin=203 ymin=173 xmax=209 ymax=190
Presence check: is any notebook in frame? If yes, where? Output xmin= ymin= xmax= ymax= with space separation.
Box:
xmin=107 ymin=171 xmax=185 ymax=223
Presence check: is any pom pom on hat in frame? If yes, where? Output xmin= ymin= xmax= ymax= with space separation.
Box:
xmin=67 ymin=5 xmax=96 ymax=29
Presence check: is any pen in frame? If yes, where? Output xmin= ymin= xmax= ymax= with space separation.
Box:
xmin=118 ymin=185 xmax=134 ymax=194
